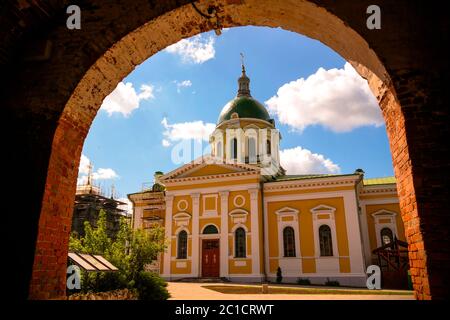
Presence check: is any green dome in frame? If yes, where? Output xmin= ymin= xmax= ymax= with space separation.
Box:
xmin=217 ymin=96 xmax=271 ymax=124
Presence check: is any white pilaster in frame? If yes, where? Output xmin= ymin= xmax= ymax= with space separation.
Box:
xmin=162 ymin=195 xmax=174 ymax=277
xmin=249 ymin=188 xmax=260 ymax=275
xmin=343 ymin=191 xmax=366 ymax=274
xmin=191 ymin=193 xmax=200 ymax=277
xmin=219 ymin=191 xmax=229 ymax=277
xmin=358 ymin=202 xmax=373 ymax=267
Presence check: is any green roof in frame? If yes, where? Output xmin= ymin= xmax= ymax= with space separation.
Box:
xmin=363 ymin=177 xmax=396 ymax=185
xmin=217 ymin=96 xmax=271 ymax=124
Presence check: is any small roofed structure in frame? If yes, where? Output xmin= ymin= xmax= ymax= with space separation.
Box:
xmin=68 ymin=252 xmax=118 ymax=272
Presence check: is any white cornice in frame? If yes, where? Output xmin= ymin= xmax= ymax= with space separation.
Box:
xmin=263 ymin=175 xmax=360 ymax=192
xmin=163 ymin=171 xmax=261 ymax=186
xmin=360 ymin=184 xmax=397 ymax=195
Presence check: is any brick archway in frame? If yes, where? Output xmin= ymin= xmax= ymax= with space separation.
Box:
xmin=1 ymin=0 xmax=447 ymax=300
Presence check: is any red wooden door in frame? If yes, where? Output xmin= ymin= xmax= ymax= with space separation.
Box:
xmin=202 ymin=239 xmax=220 ymax=277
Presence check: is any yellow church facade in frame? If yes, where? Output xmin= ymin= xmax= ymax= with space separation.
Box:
xmin=129 ymin=64 xmax=404 ymax=287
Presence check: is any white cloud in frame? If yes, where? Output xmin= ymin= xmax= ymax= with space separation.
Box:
xmin=77 ymin=154 xmax=119 ymax=185
xmin=92 ymin=168 xmax=119 ymax=180
xmin=265 ymin=62 xmax=383 ymax=132
xmin=162 ymin=139 xmax=171 ymax=147
xmin=78 ymin=154 xmax=90 ymax=175
xmin=174 ymin=80 xmax=192 ymax=93
xmin=280 ymin=146 xmax=341 ymax=175
xmin=100 ymin=82 xmax=155 ymax=117
xmin=161 ymin=117 xmax=215 ymax=147
xmin=117 ymin=197 xmax=133 ymax=216
xmin=165 ymin=34 xmax=215 ymax=64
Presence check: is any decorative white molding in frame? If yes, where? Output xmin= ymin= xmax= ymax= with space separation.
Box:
xmin=233 ymin=195 xmax=246 ymax=208
xmin=229 ymin=208 xmax=249 ymax=224
xmin=371 ymin=209 xmax=398 ymax=247
xmin=163 ymin=195 xmax=174 ymax=275
xmin=173 ymin=212 xmax=191 ymax=227
xmin=191 ymin=193 xmax=200 ymax=277
xmin=234 ymin=260 xmax=247 ymax=267
xmin=177 ymin=199 xmax=188 ymax=211
xmin=202 ymin=194 xmax=218 ymax=216
xmin=248 ymin=188 xmax=260 ymax=274
xmin=166 ymin=183 xmax=261 ymax=197
xmin=310 ymin=205 xmax=339 ymax=263
xmin=200 ymin=223 xmax=220 ymax=234
xmin=264 ymin=175 xmax=360 ymax=192
xmin=275 ymin=207 xmax=301 ymax=261
xmin=219 ymin=190 xmax=229 ymax=277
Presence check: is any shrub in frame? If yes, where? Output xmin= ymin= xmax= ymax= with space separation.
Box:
xmin=296 ymin=278 xmax=311 ymax=285
xmin=276 ymin=267 xmax=282 ymax=283
xmin=134 ymin=271 xmax=170 ymax=300
xmin=325 ymin=278 xmax=340 ymax=287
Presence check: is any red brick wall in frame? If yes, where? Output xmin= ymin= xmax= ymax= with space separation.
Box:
xmin=1 ymin=0 xmax=448 ymax=300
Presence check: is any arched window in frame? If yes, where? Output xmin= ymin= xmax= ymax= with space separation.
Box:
xmin=246 ymin=137 xmax=257 ymax=163
xmin=230 ymin=138 xmax=238 ymax=160
xmin=319 ymin=225 xmax=333 ymax=256
xmin=235 ymin=227 xmax=246 ymax=258
xmin=380 ymin=227 xmax=394 ymax=246
xmin=216 ymin=141 xmax=222 ymax=158
xmin=283 ymin=226 xmax=296 ymax=257
xmin=266 ymin=139 xmax=271 ymax=156
xmin=177 ymin=230 xmax=188 ymax=259
xmin=203 ymin=224 xmax=219 ymax=234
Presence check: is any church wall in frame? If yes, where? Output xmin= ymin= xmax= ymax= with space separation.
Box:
xmin=264 ymin=189 xmax=367 ymax=286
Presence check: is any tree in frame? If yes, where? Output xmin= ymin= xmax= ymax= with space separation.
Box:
xmin=68 ymin=210 xmax=168 ymax=299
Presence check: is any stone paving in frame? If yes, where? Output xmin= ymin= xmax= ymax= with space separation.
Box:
xmin=167 ymin=282 xmax=415 ymax=300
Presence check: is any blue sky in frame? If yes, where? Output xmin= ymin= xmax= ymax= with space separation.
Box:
xmin=79 ymin=26 xmax=393 ymax=200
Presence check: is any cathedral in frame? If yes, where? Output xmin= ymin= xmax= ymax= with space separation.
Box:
xmin=128 ymin=63 xmax=405 ymax=287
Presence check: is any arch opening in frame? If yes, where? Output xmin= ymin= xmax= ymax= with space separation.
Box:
xmin=27 ymin=0 xmax=435 ymax=300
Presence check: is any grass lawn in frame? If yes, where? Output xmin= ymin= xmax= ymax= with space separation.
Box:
xmin=202 ymin=285 xmax=413 ymax=295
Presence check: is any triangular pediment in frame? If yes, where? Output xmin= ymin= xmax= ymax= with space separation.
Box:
xmin=160 ymin=156 xmax=260 ymax=181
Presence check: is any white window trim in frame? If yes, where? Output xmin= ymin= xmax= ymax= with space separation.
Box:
xmin=229 ymin=208 xmax=249 ymax=224
xmin=173 ymin=212 xmax=191 ymax=228
xmin=371 ymin=209 xmax=398 ymax=247
xmin=244 ymin=127 xmax=258 ymax=162
xmin=275 ymin=207 xmax=301 ymax=258
xmin=310 ymin=205 xmax=339 ymax=258
xmin=200 ymin=223 xmax=220 ymax=235
xmin=230 ymin=224 xmax=249 ymax=258
xmin=175 ymin=227 xmax=190 ymax=260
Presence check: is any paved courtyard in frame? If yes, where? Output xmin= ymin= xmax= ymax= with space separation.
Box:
xmin=167 ymin=282 xmax=415 ymax=300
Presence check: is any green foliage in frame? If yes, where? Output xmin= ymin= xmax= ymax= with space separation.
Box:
xmin=68 ymin=210 xmax=168 ymax=299
xmin=325 ymin=278 xmax=340 ymax=287
xmin=276 ymin=267 xmax=282 ymax=283
xmin=134 ymin=271 xmax=170 ymax=300
xmin=296 ymin=278 xmax=311 ymax=285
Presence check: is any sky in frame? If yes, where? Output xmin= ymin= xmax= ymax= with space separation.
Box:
xmin=78 ymin=26 xmax=393 ymax=203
